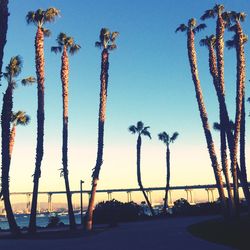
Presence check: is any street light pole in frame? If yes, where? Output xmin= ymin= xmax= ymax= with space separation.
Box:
xmin=80 ymin=180 xmax=84 ymax=226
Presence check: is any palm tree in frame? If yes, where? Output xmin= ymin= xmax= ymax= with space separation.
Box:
xmin=1 ymin=56 xmax=34 ymax=235
xmin=200 ymin=35 xmax=235 ymax=215
xmin=129 ymin=121 xmax=155 ymax=216
xmin=85 ymin=28 xmax=119 ymax=231
xmin=51 ymin=33 xmax=80 ymax=230
xmin=158 ymin=131 xmax=178 ymax=213
xmin=226 ymin=12 xmax=249 ymax=212
xmin=9 ymin=111 xmax=30 ymax=156
xmin=0 ymin=0 xmax=9 ymax=81
xmin=26 ymin=7 xmax=60 ymax=233
xmin=176 ymin=18 xmax=227 ymax=215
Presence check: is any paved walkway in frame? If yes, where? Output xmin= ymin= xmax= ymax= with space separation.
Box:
xmin=0 ymin=216 xmax=234 ymax=250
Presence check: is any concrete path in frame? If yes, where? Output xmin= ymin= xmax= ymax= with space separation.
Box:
xmin=0 ymin=216 xmax=234 ymax=250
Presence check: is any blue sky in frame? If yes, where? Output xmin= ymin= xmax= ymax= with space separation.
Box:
xmin=1 ymin=0 xmax=250 ymax=204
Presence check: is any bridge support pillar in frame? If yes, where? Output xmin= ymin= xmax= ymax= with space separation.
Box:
xmin=26 ymin=194 xmax=31 ymax=214
xmin=48 ymin=193 xmax=53 ymax=213
xmin=206 ymin=188 xmax=215 ymax=203
xmin=127 ymin=191 xmax=132 ymax=202
xmin=108 ymin=192 xmax=112 ymax=201
xmin=185 ymin=189 xmax=195 ymax=204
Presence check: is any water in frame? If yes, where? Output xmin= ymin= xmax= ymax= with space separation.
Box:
xmin=0 ymin=213 xmax=83 ymax=230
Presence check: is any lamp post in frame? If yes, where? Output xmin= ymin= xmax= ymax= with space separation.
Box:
xmin=80 ymin=180 xmax=84 ymax=226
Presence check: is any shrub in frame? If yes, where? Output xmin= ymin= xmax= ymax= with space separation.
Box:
xmin=92 ymin=199 xmax=143 ymax=225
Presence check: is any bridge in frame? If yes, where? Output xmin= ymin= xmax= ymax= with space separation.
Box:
xmin=1 ymin=183 xmax=249 ymax=214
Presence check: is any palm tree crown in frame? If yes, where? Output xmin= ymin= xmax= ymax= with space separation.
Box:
xmin=175 ymin=18 xmax=206 ymax=34
xmin=26 ymin=8 xmax=60 ymax=27
xmin=158 ymin=132 xmax=179 ymax=146
xmin=11 ymin=111 xmax=30 ymax=126
xmin=26 ymin=7 xmax=60 ymax=36
xmin=95 ymin=28 xmax=119 ymax=50
xmin=200 ymin=35 xmax=216 ymax=48
xmin=51 ymin=32 xmax=81 ymax=55
xmin=128 ymin=121 xmax=151 ymax=139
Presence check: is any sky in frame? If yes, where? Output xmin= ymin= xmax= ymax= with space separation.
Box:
xmin=1 ymin=0 xmax=250 ymax=206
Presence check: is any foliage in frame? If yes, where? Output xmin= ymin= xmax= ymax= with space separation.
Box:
xmin=92 ymin=199 xmax=144 ymax=225
xmin=47 ymin=215 xmax=60 ymax=228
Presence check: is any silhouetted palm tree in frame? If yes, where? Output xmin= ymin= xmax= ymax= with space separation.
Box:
xmin=0 ymin=0 xmax=9 ymax=81
xmin=200 ymin=35 xmax=235 ymax=215
xmin=226 ymin=12 xmax=249 ymax=213
xmin=85 ymin=28 xmax=119 ymax=231
xmin=9 ymin=111 xmax=30 ymax=156
xmin=129 ymin=121 xmax=155 ymax=216
xmin=158 ymin=131 xmax=178 ymax=213
xmin=51 ymin=32 xmax=80 ymax=230
xmin=26 ymin=7 xmax=60 ymax=233
xmin=1 ymin=56 xmax=34 ymax=235
xmin=176 ymin=18 xmax=227 ymax=215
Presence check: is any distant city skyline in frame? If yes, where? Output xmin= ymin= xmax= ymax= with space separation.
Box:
xmin=1 ymin=0 xmax=250 ymax=204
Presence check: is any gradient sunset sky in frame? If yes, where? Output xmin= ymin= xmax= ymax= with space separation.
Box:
xmin=2 ymin=0 xmax=250 ymax=204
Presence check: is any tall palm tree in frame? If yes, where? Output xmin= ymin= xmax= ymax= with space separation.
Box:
xmin=1 ymin=56 xmax=34 ymax=235
xmin=158 ymin=131 xmax=178 ymax=213
xmin=129 ymin=121 xmax=155 ymax=216
xmin=200 ymin=35 xmax=235 ymax=215
xmin=9 ymin=111 xmax=30 ymax=156
xmin=51 ymin=33 xmax=80 ymax=230
xmin=85 ymin=28 xmax=119 ymax=231
xmin=176 ymin=18 xmax=227 ymax=215
xmin=226 ymin=12 xmax=249 ymax=212
xmin=0 ymin=0 xmax=9 ymax=81
xmin=26 ymin=7 xmax=60 ymax=233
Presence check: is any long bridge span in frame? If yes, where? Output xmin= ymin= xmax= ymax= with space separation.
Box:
xmin=2 ymin=183 xmax=249 ymax=214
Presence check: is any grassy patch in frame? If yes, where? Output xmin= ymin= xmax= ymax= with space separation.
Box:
xmin=187 ymin=215 xmax=250 ymax=250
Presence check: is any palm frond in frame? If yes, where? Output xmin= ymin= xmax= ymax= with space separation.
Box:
xmin=141 ymin=129 xmax=151 ymax=139
xmin=213 ymin=122 xmax=221 ymax=131
xmin=6 ymin=55 xmax=23 ymax=77
xmin=247 ymin=97 xmax=250 ymax=103
xmin=21 ymin=76 xmax=36 ymax=86
xmin=44 ymin=7 xmax=60 ymax=23
xmin=226 ymin=39 xmax=236 ymax=49
xmin=42 ymin=28 xmax=51 ymax=37
xmin=108 ymin=44 xmax=117 ymax=51
xmin=175 ymin=24 xmax=187 ymax=33
xmin=193 ymin=23 xmax=206 ymax=34
xmin=170 ymin=132 xmax=179 ymax=142
xmin=11 ymin=111 xmax=30 ymax=126
xmin=111 ymin=31 xmax=119 ymax=42
xmin=95 ymin=41 xmax=102 ymax=48
xmin=158 ymin=132 xmax=169 ymax=144
xmin=128 ymin=125 xmax=137 ymax=134
xmin=200 ymin=9 xmax=215 ymax=20
xmin=69 ymin=44 xmax=81 ymax=55
xmin=51 ymin=46 xmax=62 ymax=54
xmin=137 ymin=121 xmax=144 ymax=131
xmin=26 ymin=11 xmax=36 ymax=25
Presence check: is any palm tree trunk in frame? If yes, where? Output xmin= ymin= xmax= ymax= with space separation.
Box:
xmin=208 ymin=34 xmax=250 ymax=212
xmin=9 ymin=126 xmax=16 ymax=157
xmin=137 ymin=135 xmax=155 ymax=216
xmin=240 ymin=96 xmax=250 ymax=214
xmin=1 ymin=84 xmax=20 ymax=235
xmin=163 ymin=146 xmax=170 ymax=213
xmin=86 ymin=49 xmax=109 ymax=231
xmin=231 ymin=21 xmax=246 ymax=213
xmin=61 ymin=46 xmax=76 ymax=229
xmin=0 ymin=0 xmax=8 ymax=81
xmin=208 ymin=43 xmax=235 ymax=213
xmin=187 ymin=29 xmax=227 ymax=215
xmin=29 ymin=27 xmax=45 ymax=233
